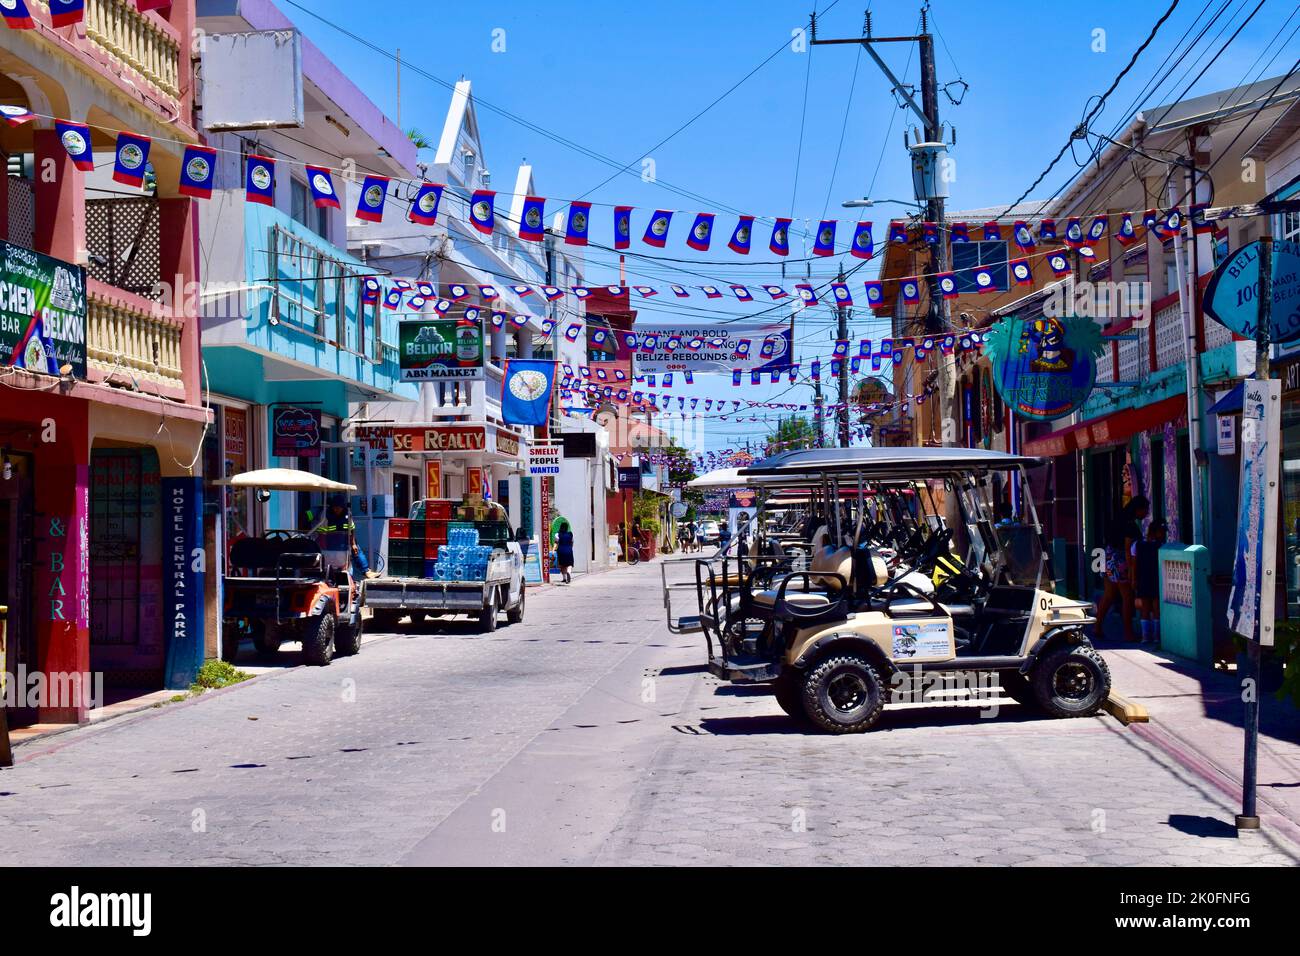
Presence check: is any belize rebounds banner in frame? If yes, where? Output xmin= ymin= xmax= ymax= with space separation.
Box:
xmin=634 ymin=320 xmax=793 ymax=374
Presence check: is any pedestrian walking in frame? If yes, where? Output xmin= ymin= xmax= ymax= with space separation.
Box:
xmin=1132 ymin=518 xmax=1166 ymax=644
xmin=1095 ymin=494 xmax=1149 ymax=642
xmin=556 ymin=520 xmax=575 ymax=584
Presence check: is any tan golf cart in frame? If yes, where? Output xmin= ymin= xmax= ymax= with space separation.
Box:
xmin=695 ymin=447 xmax=1105 ymax=733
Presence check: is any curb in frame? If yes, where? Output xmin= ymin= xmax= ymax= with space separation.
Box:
xmin=1102 ymin=691 xmax=1149 ymax=725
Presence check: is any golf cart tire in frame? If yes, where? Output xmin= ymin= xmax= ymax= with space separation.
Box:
xmin=478 ymin=589 xmax=499 ymax=633
xmin=1030 ymin=643 xmax=1110 ymax=718
xmin=301 ymin=612 xmax=335 ymax=666
xmin=772 ymin=672 xmax=808 ymax=722
xmin=371 ymin=609 xmax=402 ymax=632
xmin=335 ymin=614 xmax=363 ymax=657
xmin=801 ymin=653 xmax=885 ymax=734
xmin=252 ymin=625 xmax=282 ymax=660
xmin=506 ymin=586 xmax=525 ymax=625
xmin=220 ymin=626 xmax=241 ymax=664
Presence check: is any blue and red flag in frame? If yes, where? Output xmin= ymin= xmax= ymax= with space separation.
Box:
xmin=922 ymin=222 xmax=939 ymax=245
xmin=731 ymin=285 xmax=753 ymax=302
xmin=0 ymin=104 xmax=35 ymax=127
xmin=518 ymin=196 xmax=545 ymax=242
xmin=1046 ymin=250 xmax=1071 ymax=276
xmin=888 ymin=220 xmax=908 ymax=244
xmin=950 ymin=221 xmax=970 ymax=243
xmin=794 ymin=284 xmax=818 ymax=306
xmin=613 ymin=205 xmax=632 ymax=249
xmin=382 ymin=287 xmax=402 ymax=311
xmin=701 ymin=285 xmax=721 ymax=299
xmin=936 ymin=273 xmax=958 ymax=299
xmin=982 ymin=221 xmax=1002 ymax=241
xmin=305 ymin=165 xmax=341 ymax=208
xmin=769 ymin=218 xmax=792 ymax=256
xmin=446 ymin=283 xmax=470 ymax=301
xmin=670 ymin=285 xmax=690 ymax=298
xmin=1063 ymin=217 xmax=1084 ymax=248
xmin=686 ymin=213 xmax=715 ymax=251
xmin=1087 ymin=216 xmax=1108 ymax=245
xmin=831 ymin=283 xmax=852 ymax=306
xmin=49 ymin=0 xmax=85 ymax=26
xmin=763 ymin=285 xmax=788 ymax=300
xmin=813 ymin=220 xmax=836 ymax=256
xmin=1010 ymin=258 xmax=1033 ymax=285
xmin=1191 ymin=203 xmax=1212 ymax=235
xmin=361 ymin=278 xmax=381 ymax=304
xmin=469 ymin=189 xmax=495 ymax=234
xmin=863 ymin=281 xmax=884 ymax=307
xmin=55 ymin=121 xmax=95 ymax=170
xmin=1012 ymin=220 xmax=1036 ymax=251
xmin=355 ymin=175 xmax=389 ymax=223
xmin=245 ymin=154 xmax=275 ymax=205
xmin=178 ymin=144 xmax=217 ymax=199
xmin=729 ymin=216 xmax=754 ymax=254
xmin=409 ymin=182 xmax=444 ymax=225
xmin=900 ymin=278 xmax=921 ymax=304
xmin=643 ymin=209 xmax=672 ymax=247
xmin=0 ymin=0 xmax=35 ymax=28
xmin=972 ymin=266 xmax=998 ymax=293
xmin=541 ymin=286 xmax=564 ymax=301
xmin=564 ymin=201 xmax=591 ymax=246
xmin=849 ymin=221 xmax=874 ymax=259
xmin=112 ymin=132 xmax=151 ymax=188
xmin=1038 ymin=218 xmax=1057 ymax=242
xmin=1115 ymin=213 xmax=1138 ymax=246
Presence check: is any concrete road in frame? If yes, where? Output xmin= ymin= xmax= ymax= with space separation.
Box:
xmin=1 ymin=562 xmax=1296 ymax=866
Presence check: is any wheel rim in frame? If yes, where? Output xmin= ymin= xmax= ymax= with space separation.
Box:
xmin=1053 ymin=661 xmax=1094 ymax=701
xmin=826 ymin=670 xmax=869 ymax=713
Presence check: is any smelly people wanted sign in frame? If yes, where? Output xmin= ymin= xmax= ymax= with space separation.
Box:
xmin=0 ymin=241 xmax=86 ymax=378
xmin=399 ymin=319 xmax=484 ymax=381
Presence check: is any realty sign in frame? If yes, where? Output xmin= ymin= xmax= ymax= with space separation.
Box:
xmin=398 ymin=319 xmax=484 ymax=381
xmin=527 ymin=443 xmax=563 ymax=476
xmin=0 ymin=240 xmax=87 ymax=378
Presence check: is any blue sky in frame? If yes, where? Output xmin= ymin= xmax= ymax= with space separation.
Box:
xmin=282 ymin=0 xmax=1296 ymax=453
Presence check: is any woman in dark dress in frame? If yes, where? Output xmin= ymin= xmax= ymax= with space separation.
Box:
xmin=556 ymin=520 xmax=575 ymax=584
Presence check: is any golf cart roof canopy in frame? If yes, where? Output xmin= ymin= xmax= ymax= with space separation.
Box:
xmin=740 ymin=446 xmax=1043 ymax=479
xmin=213 ymin=468 xmax=358 ymax=493
xmin=686 ymin=467 xmax=800 ymax=490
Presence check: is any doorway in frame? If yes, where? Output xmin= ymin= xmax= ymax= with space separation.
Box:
xmin=0 ymin=451 xmax=36 ymax=726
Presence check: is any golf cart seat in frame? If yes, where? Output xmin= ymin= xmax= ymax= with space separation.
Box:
xmin=751 ymin=589 xmax=833 ymax=610
xmin=229 ymin=534 xmax=323 ymax=577
xmin=886 ymin=595 xmax=977 ymax=617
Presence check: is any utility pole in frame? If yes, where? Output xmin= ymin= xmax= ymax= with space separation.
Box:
xmin=813 ymin=7 xmax=953 ymax=449
xmin=813 ymin=380 xmax=825 ymax=448
xmin=836 ymin=267 xmax=851 ymax=447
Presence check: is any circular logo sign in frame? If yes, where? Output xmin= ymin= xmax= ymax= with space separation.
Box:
xmin=186 ymin=156 xmax=210 ymax=182
xmin=313 ymin=173 xmax=334 ymax=196
xmin=61 ymin=129 xmax=87 ymax=155
xmin=854 ymin=232 xmax=870 ymax=248
xmin=365 ymin=184 xmax=385 ymax=208
xmin=985 ymin=316 xmax=1098 ymax=421
xmin=250 ymin=164 xmax=272 ymax=191
xmin=119 ymin=144 xmax=144 ymax=170
xmin=509 ymin=369 xmax=549 ymax=401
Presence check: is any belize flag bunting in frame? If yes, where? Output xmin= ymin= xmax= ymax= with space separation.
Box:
xmin=701 ymin=286 xmax=721 ymax=299
xmin=355 ymin=175 xmax=389 ymax=222
xmin=734 ymin=340 xmax=751 ymax=357
xmin=447 ymin=283 xmax=470 ymax=300
xmin=1087 ymin=216 xmax=1107 ymax=244
xmin=972 ymin=266 xmax=997 ymax=293
xmin=1010 ymin=258 xmax=1033 ymax=285
xmin=936 ymin=272 xmax=958 ymax=299
xmin=409 ymin=182 xmax=444 ymax=225
xmin=305 ymin=165 xmax=341 ymax=208
xmin=489 ymin=311 xmax=505 ymax=329
xmin=245 ymin=154 xmax=275 ymax=205
xmin=434 ymin=299 xmax=452 ymax=314
xmin=1012 ymin=220 xmax=1036 ymax=251
xmin=603 ymin=285 xmax=628 ymax=297
xmin=0 ymin=104 xmax=35 ymax=127
xmin=832 ymin=339 xmax=849 ymax=358
xmin=769 ymin=218 xmax=792 ymax=256
xmin=888 ymin=220 xmax=908 ymax=244
xmin=1191 ymin=202 xmax=1212 ymax=235
xmin=417 ymin=281 xmax=436 ymax=297
xmin=763 ymin=285 xmax=788 ymax=300
xmin=1115 ymin=212 xmax=1138 ymax=246
xmin=950 ymin=222 xmax=970 ymax=243
xmin=831 ymin=283 xmax=852 ymax=306
xmin=811 ymin=360 xmax=821 ymax=382
xmin=900 ymin=278 xmax=921 ymax=304
xmin=479 ymin=284 xmax=499 ymax=300
xmin=849 ymin=221 xmax=874 ymax=259
xmin=0 ymin=0 xmax=35 ymax=28
xmin=922 ymin=222 xmax=939 ymax=245
xmin=564 ymin=201 xmax=591 ymax=246
xmin=794 ymin=284 xmax=817 ymax=306
xmin=613 ymin=205 xmax=632 ymax=249
xmin=48 ymin=0 xmax=85 ymax=26
xmin=671 ymin=285 xmax=689 ymax=298
xmin=1063 ymin=217 xmax=1084 ymax=248
xmin=541 ymin=286 xmax=564 ymax=301
xmin=469 ymin=189 xmax=495 ymax=234
xmin=509 ymin=284 xmax=532 ymax=297
xmin=813 ymin=220 xmax=836 ymax=256
xmin=382 ymin=287 xmax=402 ymax=311
xmin=519 ymin=196 xmax=545 ymax=242
xmin=982 ymin=221 xmax=1002 ymax=241
xmin=112 ymin=132 xmax=151 ymax=187
xmin=1038 ymin=218 xmax=1057 ymax=241
xmin=686 ymin=213 xmax=715 ymax=251
xmin=1046 ymin=250 xmax=1071 ymax=276
xmin=643 ymin=210 xmax=672 ymax=247
xmin=728 ymin=216 xmax=754 ymax=254
xmin=634 ymin=286 xmax=658 ymax=297
xmin=863 ymin=281 xmax=883 ymax=307
xmin=361 ymin=277 xmax=381 ymax=304
xmin=731 ymin=285 xmax=753 ymax=302
xmin=178 ymin=144 xmax=217 ymax=199
xmin=500 ymin=359 xmax=557 ymax=426
xmin=564 ymin=324 xmax=581 ymax=342
xmin=858 ymin=339 xmax=872 ymax=357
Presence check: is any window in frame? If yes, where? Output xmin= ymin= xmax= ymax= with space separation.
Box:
xmin=952 ymin=240 xmax=1008 ymax=294
xmin=290 ymin=177 xmax=329 ymax=239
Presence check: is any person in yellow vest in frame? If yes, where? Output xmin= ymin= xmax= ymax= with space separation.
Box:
xmin=306 ymin=495 xmax=376 ymax=579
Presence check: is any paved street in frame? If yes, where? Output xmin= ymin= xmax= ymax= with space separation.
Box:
xmin=1 ymin=561 xmax=1297 ymax=867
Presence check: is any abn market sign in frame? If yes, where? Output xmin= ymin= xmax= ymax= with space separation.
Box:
xmin=1203 ymin=239 xmax=1300 ymax=344
xmin=0 ymin=241 xmax=86 ymax=378
xmin=984 ymin=315 xmax=1104 ymax=421
xmin=398 ymin=318 xmax=484 ymax=381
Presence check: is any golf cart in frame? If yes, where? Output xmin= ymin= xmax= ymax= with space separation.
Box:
xmin=695 ymin=447 xmax=1105 ymax=734
xmin=217 ymin=468 xmax=364 ymax=666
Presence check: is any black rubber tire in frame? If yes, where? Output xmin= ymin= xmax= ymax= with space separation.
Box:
xmin=478 ymin=589 xmax=499 ymax=633
xmin=252 ymin=625 xmax=282 ymax=660
xmin=371 ymin=609 xmax=401 ymax=632
xmin=506 ymin=586 xmax=525 ymax=625
xmin=220 ymin=624 xmax=241 ymax=663
xmin=772 ymin=671 xmax=808 ymax=721
xmin=335 ymin=613 xmax=363 ymax=656
xmin=301 ymin=612 xmax=335 ymax=666
xmin=1030 ymin=643 xmax=1110 ymax=717
xmin=998 ymin=670 xmax=1035 ymax=706
xmin=800 ymin=653 xmax=885 ymax=734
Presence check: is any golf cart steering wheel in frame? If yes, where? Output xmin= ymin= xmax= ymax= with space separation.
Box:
xmin=916 ymin=528 xmax=954 ymax=570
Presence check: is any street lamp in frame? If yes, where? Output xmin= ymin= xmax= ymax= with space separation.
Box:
xmin=840 ymin=198 xmax=924 ymax=210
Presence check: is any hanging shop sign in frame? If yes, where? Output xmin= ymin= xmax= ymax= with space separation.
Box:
xmin=392 ymin=426 xmax=487 ymax=453
xmin=634 ymin=320 xmax=793 ymax=373
xmin=526 ymin=443 xmax=563 ymax=476
xmin=398 ymin=318 xmax=484 ymax=381
xmin=424 ymin=459 xmax=442 ymax=499
xmin=1228 ymin=378 xmax=1281 ymax=646
xmin=0 ymin=240 xmax=86 ymax=378
xmin=271 ymin=404 xmax=322 ymax=458
xmin=355 ymin=425 xmax=394 ymax=468
xmin=1203 ymin=239 xmax=1300 ymax=344
xmin=495 ymin=430 xmax=522 ymax=458
xmin=983 ymin=315 xmax=1103 ymax=421
xmin=617 ymin=467 xmax=642 ymax=490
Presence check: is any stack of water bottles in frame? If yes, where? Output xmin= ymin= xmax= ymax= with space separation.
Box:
xmin=434 ymin=526 xmax=494 ymax=581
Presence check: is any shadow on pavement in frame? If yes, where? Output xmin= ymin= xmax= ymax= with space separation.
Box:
xmin=1166 ymin=814 xmax=1239 ymax=839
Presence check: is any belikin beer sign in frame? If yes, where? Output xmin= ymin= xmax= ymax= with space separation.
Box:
xmin=398 ymin=318 xmax=484 ymax=382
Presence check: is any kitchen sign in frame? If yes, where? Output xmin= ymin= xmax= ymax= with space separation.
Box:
xmin=398 ymin=318 xmax=484 ymax=381
xmin=0 ymin=241 xmax=87 ymax=378
xmin=527 ymin=444 xmax=563 ymax=476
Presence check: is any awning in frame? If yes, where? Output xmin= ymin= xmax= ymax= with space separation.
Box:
xmin=214 ymin=468 xmax=357 ymax=492
xmin=1207 ymin=383 xmax=1243 ymax=415
xmin=1021 ymin=394 xmax=1187 ymax=457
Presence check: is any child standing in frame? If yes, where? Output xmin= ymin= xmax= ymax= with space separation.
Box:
xmin=1131 ymin=519 xmax=1167 ymax=645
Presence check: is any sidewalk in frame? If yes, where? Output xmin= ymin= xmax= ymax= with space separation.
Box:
xmin=1098 ymin=639 xmax=1300 ymax=845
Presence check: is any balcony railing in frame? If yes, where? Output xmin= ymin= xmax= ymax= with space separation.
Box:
xmin=83 ymin=0 xmax=182 ymax=100
xmin=86 ymin=280 xmax=185 ymax=398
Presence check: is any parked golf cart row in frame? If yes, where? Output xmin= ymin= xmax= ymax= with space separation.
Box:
xmin=218 ymin=470 xmax=524 ymax=668
xmin=673 ymin=447 xmax=1109 ymax=734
